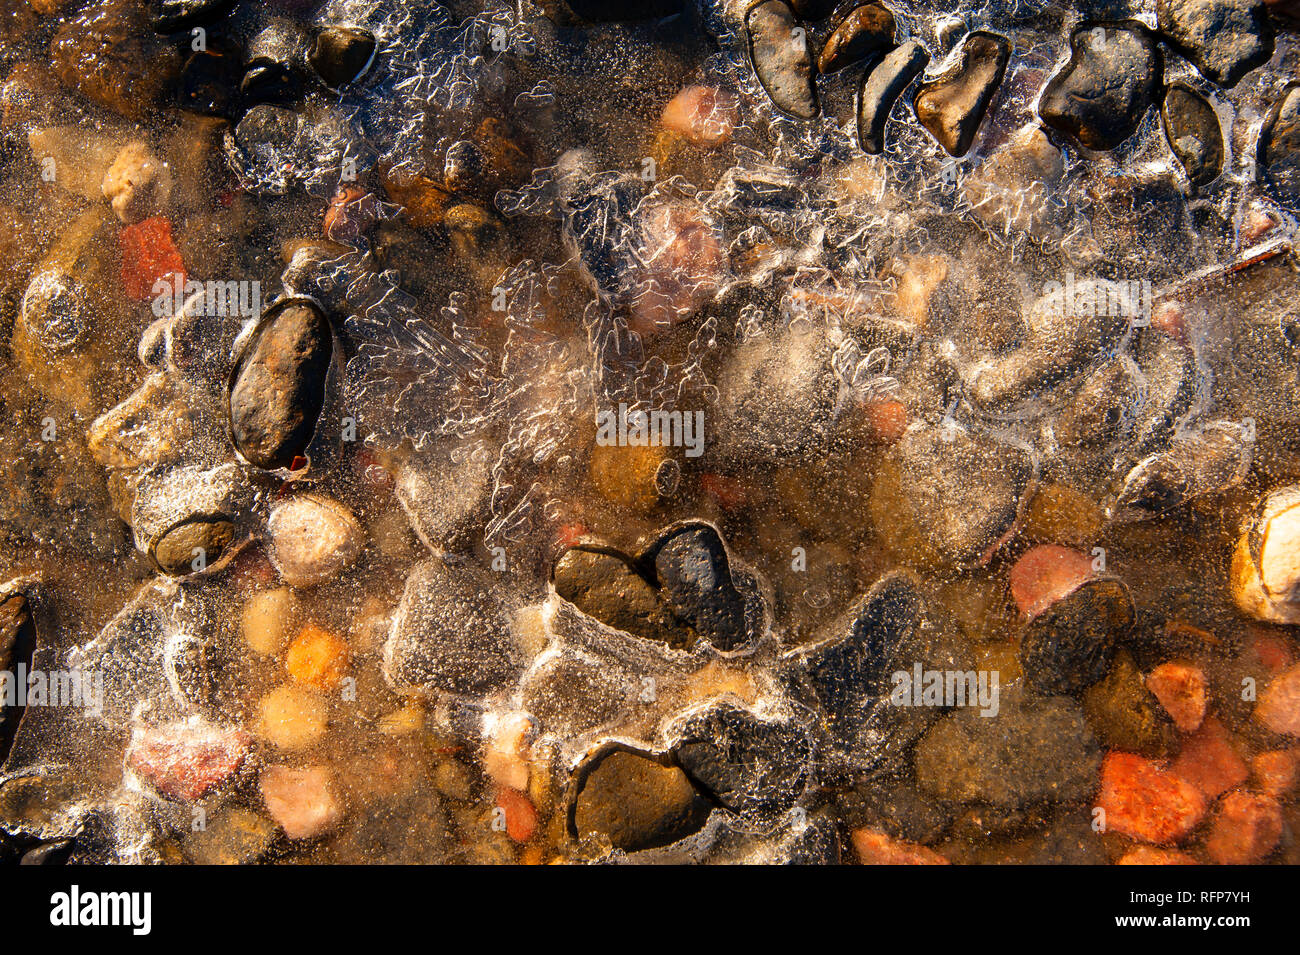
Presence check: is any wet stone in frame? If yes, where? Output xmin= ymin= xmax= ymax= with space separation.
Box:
xmin=384 ymin=561 xmax=526 ymax=698
xmin=152 ymin=517 xmax=236 ymax=576
xmin=151 ymin=0 xmax=236 ymax=32
xmin=568 ymin=744 xmax=712 ymax=853
xmin=552 ymin=546 xmax=684 ymax=647
xmin=912 ymin=32 xmax=1010 ymax=157
xmin=817 ymin=2 xmax=895 ymax=74
xmin=1162 ymin=84 xmax=1225 ymax=188
xmin=308 ymin=26 xmax=376 ymax=89
xmin=671 ymin=701 xmax=812 ymax=818
xmin=1083 ymin=650 xmax=1177 ymax=756
xmin=647 ymin=523 xmax=749 ymax=652
xmin=1157 ymin=0 xmax=1274 ymax=89
xmin=1258 ymin=84 xmax=1300 ymax=201
xmin=1019 ymin=578 xmax=1134 ymax=696
xmin=747 ymin=0 xmax=819 ymax=120
xmin=1039 ymin=23 xmax=1162 ymax=151
xmin=858 ymin=40 xmax=929 ymax=154
xmin=914 ymin=693 xmax=1102 ymax=807
xmin=228 ymin=298 xmax=332 ymax=471
xmin=241 ymin=19 xmax=308 ymax=103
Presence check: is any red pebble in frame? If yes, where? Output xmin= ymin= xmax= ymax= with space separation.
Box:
xmin=699 ymin=472 xmax=747 ymax=511
xmin=1205 ymin=791 xmax=1283 ymax=865
xmin=850 ymin=829 xmax=949 ymax=865
xmin=1251 ymin=749 xmax=1299 ymax=797
xmin=496 ymin=787 xmax=538 ymax=844
xmin=1145 ymin=661 xmax=1208 ymax=733
xmin=1257 ymin=662 xmax=1300 ymax=737
xmin=1171 ymin=716 xmax=1249 ymax=802
xmin=1008 ymin=544 xmax=1095 ymax=617
xmin=1116 ymin=846 xmax=1198 ymax=865
xmin=127 ymin=722 xmax=251 ymax=801
xmin=1247 ymin=629 xmax=1295 ymax=676
xmin=862 ymin=397 xmax=908 ymax=444
xmin=1098 ymin=752 xmax=1207 ymax=845
xmin=120 ymin=216 xmax=186 ymax=302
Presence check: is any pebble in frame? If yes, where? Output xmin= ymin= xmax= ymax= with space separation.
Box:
xmin=1170 ymin=715 xmax=1249 ymax=801
xmin=182 ymin=807 xmax=277 ymax=865
xmin=567 ymin=744 xmax=711 ymax=853
xmin=1098 ymin=751 xmax=1207 ymax=844
xmin=228 ymin=298 xmax=334 ymax=471
xmin=913 ymin=32 xmax=1010 ymax=157
xmin=1258 ymin=84 xmax=1300 ymax=200
xmin=746 ymin=0 xmax=819 ymax=120
xmin=1116 ymin=846 xmax=1198 ymax=864
xmin=850 ymin=828 xmax=949 ymax=864
xmin=495 ymin=787 xmax=538 ymax=844
xmin=914 ymin=693 xmax=1101 ymax=806
xmin=1157 ymin=0 xmax=1273 ymax=88
xmin=628 ymin=200 xmax=726 ymax=338
xmin=1083 ymin=650 xmax=1176 ymax=756
xmin=308 ymin=25 xmax=376 ymax=89
xmin=101 ymin=141 xmax=172 ymax=225
xmin=285 ymin=623 xmax=351 ymax=692
xmin=126 ymin=721 xmax=251 ymax=801
xmin=1020 ymin=578 xmax=1133 ymax=697
xmin=588 ymin=442 xmax=672 ymax=513
xmin=647 ymin=522 xmax=750 ymax=652
xmin=1145 ymin=661 xmax=1208 ymax=733
xmin=1205 ymin=790 xmax=1282 ymax=863
xmin=671 ymin=701 xmax=812 ymax=818
xmin=659 ymin=85 xmax=739 ymax=147
xmin=1039 ymin=23 xmax=1161 ymax=151
xmin=552 ymin=546 xmax=682 ymax=646
xmin=483 ymin=712 xmax=533 ymax=792
xmin=962 ymin=125 xmax=1065 ymax=238
xmin=50 ymin=0 xmax=180 ymax=120
xmin=1251 ymin=749 xmax=1298 ymax=796
xmin=260 ymin=765 xmax=343 ymax=840
xmin=120 ymin=215 xmax=186 ymax=303
xmin=258 ymin=685 xmax=327 ymax=752
xmin=383 ymin=561 xmax=526 ymax=697
xmin=857 ymin=40 xmax=929 ymax=155
xmin=241 ymin=18 xmax=307 ymax=102
xmin=1161 ymin=84 xmax=1225 ymax=189
xmin=1008 ymin=544 xmax=1096 ymax=618
xmin=151 ymin=0 xmax=236 ymax=32
xmin=817 ymin=2 xmax=895 ymax=74
xmin=1231 ymin=486 xmax=1300 ymax=623
xmin=1256 ymin=662 xmax=1300 ymax=736
xmin=240 ymin=588 xmax=297 ymax=658
xmin=267 ymin=494 xmax=365 ymax=588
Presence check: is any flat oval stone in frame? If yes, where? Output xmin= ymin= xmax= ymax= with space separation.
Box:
xmin=1162 ymin=84 xmax=1225 ymax=188
xmin=858 ymin=40 xmax=929 ymax=154
xmin=1258 ymin=84 xmax=1300 ymax=200
xmin=1019 ymin=578 xmax=1135 ymax=696
xmin=567 ymin=744 xmax=711 ymax=852
xmin=746 ymin=0 xmax=819 ymax=120
xmin=817 ymin=2 xmax=895 ymax=74
xmin=1039 ymin=23 xmax=1161 ymax=151
xmin=151 ymin=517 xmax=236 ymax=576
xmin=1157 ymin=0 xmax=1274 ymax=89
xmin=228 ymin=298 xmax=332 ymax=471
xmin=912 ymin=31 xmax=1010 ymax=157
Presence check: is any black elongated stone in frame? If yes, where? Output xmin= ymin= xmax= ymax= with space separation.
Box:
xmin=858 ymin=40 xmax=929 ymax=154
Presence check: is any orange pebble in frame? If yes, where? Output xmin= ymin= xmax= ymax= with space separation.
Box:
xmin=285 ymin=623 xmax=351 ymax=692
xmin=1171 ymin=717 xmax=1249 ymax=802
xmin=1251 ymin=749 xmax=1299 ymax=797
xmin=1146 ymin=661 xmax=1207 ymax=733
xmin=1205 ymin=791 xmax=1282 ymax=865
xmin=1098 ymin=752 xmax=1207 ymax=845
xmin=1008 ymin=544 xmax=1094 ymax=618
xmin=862 ymin=397 xmax=908 ymax=444
xmin=1116 ymin=846 xmax=1198 ymax=865
xmin=496 ymin=787 xmax=538 ymax=844
xmin=850 ymin=829 xmax=949 ymax=865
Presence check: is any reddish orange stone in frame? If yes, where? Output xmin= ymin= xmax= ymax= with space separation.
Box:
xmin=1098 ymin=752 xmax=1207 ymax=845
xmin=1116 ymin=846 xmax=1198 ymax=865
xmin=862 ymin=398 xmax=908 ymax=445
xmin=1171 ymin=716 xmax=1249 ymax=802
xmin=850 ymin=829 xmax=949 ymax=864
xmin=699 ymin=472 xmax=747 ymax=511
xmin=1205 ymin=791 xmax=1282 ymax=865
xmin=120 ymin=216 xmax=185 ymax=302
xmin=1008 ymin=544 xmax=1094 ymax=617
xmin=496 ymin=787 xmax=538 ymax=844
xmin=1251 ymin=749 xmax=1299 ymax=797
xmin=1146 ymin=661 xmax=1207 ymax=733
